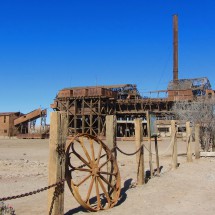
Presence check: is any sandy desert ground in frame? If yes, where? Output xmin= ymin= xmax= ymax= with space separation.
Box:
xmin=0 ymin=137 xmax=215 ymax=215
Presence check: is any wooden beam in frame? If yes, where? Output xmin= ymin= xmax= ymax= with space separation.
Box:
xmin=106 ymin=115 xmax=117 ymax=157
xmin=47 ymin=112 xmax=68 ymax=215
xmin=200 ymin=152 xmax=215 ymax=157
xmin=134 ymin=118 xmax=144 ymax=185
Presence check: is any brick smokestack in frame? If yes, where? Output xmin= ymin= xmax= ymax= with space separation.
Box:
xmin=173 ymin=14 xmax=178 ymax=82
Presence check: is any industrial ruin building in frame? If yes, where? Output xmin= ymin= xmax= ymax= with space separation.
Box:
xmin=0 ymin=112 xmax=22 ymax=137
xmin=0 ymin=109 xmax=48 ymax=139
xmin=51 ymin=77 xmax=214 ymax=138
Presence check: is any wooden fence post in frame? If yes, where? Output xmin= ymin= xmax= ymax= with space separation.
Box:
xmin=106 ymin=115 xmax=117 ymax=157
xmin=146 ymin=111 xmax=153 ymax=178
xmin=134 ymin=118 xmax=144 ymax=185
xmin=106 ymin=115 xmax=117 ymax=196
xmin=195 ymin=124 xmax=200 ymax=159
xmin=154 ymin=135 xmax=160 ymax=174
xmin=171 ymin=120 xmax=178 ymax=169
xmin=47 ymin=112 xmax=68 ymax=215
xmin=186 ymin=121 xmax=192 ymax=162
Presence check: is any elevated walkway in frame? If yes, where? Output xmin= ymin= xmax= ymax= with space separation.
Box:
xmin=14 ymin=109 xmax=47 ymax=126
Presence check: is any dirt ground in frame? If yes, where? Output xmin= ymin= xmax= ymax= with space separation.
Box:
xmin=0 ymin=137 xmax=215 ymax=215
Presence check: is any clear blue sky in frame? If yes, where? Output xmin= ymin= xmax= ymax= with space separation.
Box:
xmin=0 ymin=0 xmax=215 ymax=120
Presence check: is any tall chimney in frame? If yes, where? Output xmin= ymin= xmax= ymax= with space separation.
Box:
xmin=173 ymin=14 xmax=178 ymax=82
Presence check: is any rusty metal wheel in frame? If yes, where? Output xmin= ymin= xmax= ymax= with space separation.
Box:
xmin=65 ymin=133 xmax=121 ymax=211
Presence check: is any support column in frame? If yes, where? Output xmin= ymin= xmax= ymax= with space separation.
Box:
xmin=98 ymin=98 xmax=101 ymax=136
xmin=186 ymin=121 xmax=192 ymax=162
xmin=154 ymin=135 xmax=160 ymax=174
xmin=171 ymin=120 xmax=178 ymax=169
xmin=90 ymin=100 xmax=93 ymax=135
xmin=74 ymin=100 xmax=77 ymax=134
xmin=146 ymin=111 xmax=153 ymax=178
xmin=195 ymin=124 xmax=200 ymax=159
xmin=47 ymin=112 xmax=68 ymax=215
xmin=82 ymin=99 xmax=85 ymax=133
xmin=106 ymin=115 xmax=117 ymax=158
xmin=134 ymin=118 xmax=144 ymax=185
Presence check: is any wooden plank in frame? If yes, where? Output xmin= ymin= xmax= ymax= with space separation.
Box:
xmin=134 ymin=118 xmax=144 ymax=185
xmin=200 ymin=152 xmax=215 ymax=157
xmin=47 ymin=112 xmax=68 ymax=215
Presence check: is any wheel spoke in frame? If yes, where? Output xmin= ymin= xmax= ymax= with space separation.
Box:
xmin=99 ymin=157 xmax=112 ymax=169
xmin=97 ymin=177 xmax=111 ymax=206
xmin=98 ymin=171 xmax=116 ymax=176
xmin=79 ymin=137 xmax=92 ymax=164
xmin=90 ymin=139 xmax=95 ymax=162
xmin=99 ymin=174 xmax=115 ymax=189
xmin=73 ymin=151 xmax=91 ymax=168
xmin=95 ymin=177 xmax=101 ymax=210
xmin=96 ymin=144 xmax=103 ymax=165
xmin=75 ymin=174 xmax=92 ymax=187
xmin=71 ymin=143 xmax=91 ymax=168
xmin=85 ymin=176 xmax=95 ymax=203
xmin=72 ymin=167 xmax=91 ymax=172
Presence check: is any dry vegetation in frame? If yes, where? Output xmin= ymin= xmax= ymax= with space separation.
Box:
xmin=172 ymin=97 xmax=215 ymax=151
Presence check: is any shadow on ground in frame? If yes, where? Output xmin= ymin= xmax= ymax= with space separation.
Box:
xmin=65 ymin=178 xmax=133 ymax=214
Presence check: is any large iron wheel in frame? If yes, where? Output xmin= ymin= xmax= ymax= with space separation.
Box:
xmin=65 ymin=133 xmax=121 ymax=211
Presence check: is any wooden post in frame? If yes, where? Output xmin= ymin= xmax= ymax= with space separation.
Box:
xmin=171 ymin=120 xmax=178 ymax=169
xmin=186 ymin=121 xmax=192 ymax=162
xmin=106 ymin=115 xmax=117 ymax=157
xmin=146 ymin=111 xmax=153 ymax=178
xmin=47 ymin=112 xmax=68 ymax=215
xmin=106 ymin=115 xmax=117 ymax=196
xmin=134 ymin=118 xmax=144 ymax=185
xmin=154 ymin=135 xmax=160 ymax=174
xmin=195 ymin=124 xmax=200 ymax=159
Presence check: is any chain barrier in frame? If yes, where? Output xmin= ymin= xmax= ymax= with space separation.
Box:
xmin=113 ymin=131 xmax=177 ymax=158
xmin=48 ymin=181 xmax=65 ymax=215
xmin=114 ymin=145 xmax=143 ymax=156
xmin=143 ymin=139 xmax=172 ymax=157
xmin=0 ymin=179 xmax=65 ymax=202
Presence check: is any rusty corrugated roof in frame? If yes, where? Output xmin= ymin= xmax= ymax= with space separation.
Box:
xmin=0 ymin=112 xmax=20 ymax=116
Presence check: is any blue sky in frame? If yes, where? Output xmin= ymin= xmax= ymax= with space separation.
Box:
xmin=0 ymin=0 xmax=215 ymax=121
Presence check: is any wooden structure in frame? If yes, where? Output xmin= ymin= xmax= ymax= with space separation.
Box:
xmin=51 ymin=77 xmax=213 ymax=138
xmin=0 ymin=112 xmax=21 ymax=137
xmin=0 ymin=109 xmax=48 ymax=139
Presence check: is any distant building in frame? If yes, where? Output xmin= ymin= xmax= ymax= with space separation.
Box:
xmin=0 ymin=112 xmax=21 ymax=137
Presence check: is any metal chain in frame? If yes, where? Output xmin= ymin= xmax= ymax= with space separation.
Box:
xmin=114 ymin=145 xmax=143 ymax=156
xmin=56 ymin=144 xmax=65 ymax=157
xmin=115 ymin=131 xmax=177 ymax=157
xmin=0 ymin=179 xmax=65 ymax=202
xmin=49 ymin=181 xmax=65 ymax=215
